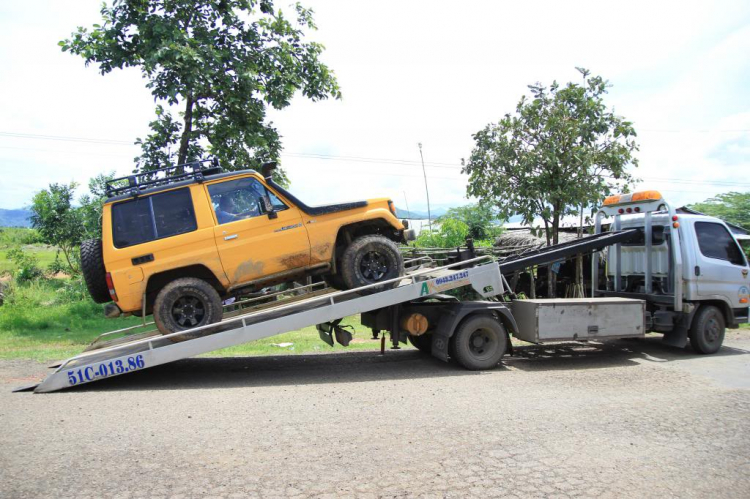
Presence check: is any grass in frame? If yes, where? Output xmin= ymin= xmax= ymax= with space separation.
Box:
xmin=0 ymin=277 xmax=400 ymax=361
xmin=0 ymin=227 xmax=57 ymax=275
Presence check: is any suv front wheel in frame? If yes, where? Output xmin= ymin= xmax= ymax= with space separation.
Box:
xmin=340 ymin=235 xmax=404 ymax=294
xmin=153 ymin=277 xmax=223 ymax=338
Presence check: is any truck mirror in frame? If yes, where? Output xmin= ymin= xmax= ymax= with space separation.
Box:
xmin=262 ymin=195 xmax=277 ymax=219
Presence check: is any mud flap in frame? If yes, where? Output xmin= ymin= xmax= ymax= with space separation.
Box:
xmin=316 ymin=320 xmax=353 ymax=347
xmin=661 ymin=325 xmax=688 ymax=348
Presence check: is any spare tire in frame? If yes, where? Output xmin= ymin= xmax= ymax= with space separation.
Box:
xmin=80 ymin=239 xmax=110 ymax=304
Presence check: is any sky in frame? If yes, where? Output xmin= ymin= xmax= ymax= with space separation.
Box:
xmin=0 ymin=0 xmax=748 ymax=214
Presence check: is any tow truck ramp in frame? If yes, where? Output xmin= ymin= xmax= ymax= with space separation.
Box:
xmin=26 ymin=257 xmax=502 ymax=393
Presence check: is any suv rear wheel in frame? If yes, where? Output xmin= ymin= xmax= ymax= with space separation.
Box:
xmin=153 ymin=277 xmax=223 ymax=338
xmin=340 ymin=235 xmax=404 ymax=293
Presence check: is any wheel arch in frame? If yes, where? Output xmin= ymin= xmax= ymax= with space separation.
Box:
xmin=430 ymin=303 xmax=515 ymax=363
xmin=331 ymin=218 xmax=403 ymax=273
xmin=144 ymin=265 xmax=226 ymax=314
xmin=693 ymin=300 xmax=734 ymax=328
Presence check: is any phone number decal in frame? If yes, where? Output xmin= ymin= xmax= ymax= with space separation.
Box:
xmin=67 ymin=355 xmax=145 ymax=386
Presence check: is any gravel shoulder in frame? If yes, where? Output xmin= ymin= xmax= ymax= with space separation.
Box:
xmin=1 ymin=333 xmax=749 ymax=498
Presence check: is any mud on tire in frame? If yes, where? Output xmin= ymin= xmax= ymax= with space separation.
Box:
xmin=153 ymin=277 xmax=223 ymax=339
xmin=80 ymin=239 xmax=110 ymax=304
xmin=340 ymin=235 xmax=404 ymax=294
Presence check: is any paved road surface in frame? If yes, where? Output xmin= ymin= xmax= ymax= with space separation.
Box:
xmin=2 ymin=333 xmax=749 ymax=498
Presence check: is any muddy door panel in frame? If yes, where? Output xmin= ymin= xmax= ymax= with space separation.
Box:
xmin=211 ymin=208 xmax=310 ymax=286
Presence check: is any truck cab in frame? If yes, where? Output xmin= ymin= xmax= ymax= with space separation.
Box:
xmin=593 ymin=190 xmax=749 ymax=353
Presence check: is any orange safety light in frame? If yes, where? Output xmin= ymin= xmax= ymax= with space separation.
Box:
xmin=631 ymin=190 xmax=662 ymax=202
xmin=603 ymin=195 xmax=621 ymax=206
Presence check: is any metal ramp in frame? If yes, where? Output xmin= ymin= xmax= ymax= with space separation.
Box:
xmin=26 ymin=257 xmax=503 ymax=393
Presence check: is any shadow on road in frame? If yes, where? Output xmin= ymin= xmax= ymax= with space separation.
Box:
xmin=56 ymin=335 xmax=750 ymax=393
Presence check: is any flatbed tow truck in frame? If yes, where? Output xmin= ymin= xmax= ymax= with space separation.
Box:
xmin=18 ymin=190 xmax=749 ymax=393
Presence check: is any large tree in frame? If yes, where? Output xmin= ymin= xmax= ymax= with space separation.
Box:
xmin=462 ymin=68 xmax=638 ymax=246
xmin=61 ymin=0 xmax=341 ymax=180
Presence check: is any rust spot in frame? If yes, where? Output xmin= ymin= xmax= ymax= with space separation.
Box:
xmin=233 ymin=259 xmax=264 ymax=283
xmin=279 ymin=252 xmax=309 ymax=269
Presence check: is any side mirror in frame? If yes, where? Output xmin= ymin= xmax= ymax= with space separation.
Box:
xmin=262 ymin=195 xmax=277 ymax=219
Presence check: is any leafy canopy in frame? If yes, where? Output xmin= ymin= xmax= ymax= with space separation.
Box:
xmin=462 ymin=68 xmax=638 ymax=244
xmin=61 ymin=0 xmax=341 ymax=180
xmin=689 ymin=192 xmax=750 ymax=230
xmin=439 ymin=203 xmax=502 ymax=241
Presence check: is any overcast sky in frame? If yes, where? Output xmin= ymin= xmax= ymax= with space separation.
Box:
xmin=0 ymin=0 xmax=748 ymax=213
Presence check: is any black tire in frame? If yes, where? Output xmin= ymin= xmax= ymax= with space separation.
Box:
xmin=340 ymin=235 xmax=404 ymax=294
xmin=689 ymin=305 xmax=725 ymax=354
xmin=80 ymin=239 xmax=110 ymax=304
xmin=153 ymin=277 xmax=223 ymax=338
xmin=323 ymin=272 xmax=346 ymax=290
xmin=450 ymin=315 xmax=508 ymax=370
xmin=408 ymin=333 xmax=432 ymax=354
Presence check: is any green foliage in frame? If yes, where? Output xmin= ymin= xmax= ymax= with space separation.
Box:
xmin=415 ymin=219 xmax=471 ymax=248
xmin=0 ymin=227 xmax=42 ymax=246
xmin=5 ymin=248 xmax=44 ymax=283
xmin=463 ymin=68 xmax=639 ymax=245
xmin=62 ymin=0 xmax=341 ymax=180
xmin=440 ymin=203 xmax=502 ymax=241
xmin=29 ymin=183 xmax=84 ymax=273
xmin=689 ymin=192 xmax=750 ymax=230
xmin=78 ymin=172 xmax=116 ymax=240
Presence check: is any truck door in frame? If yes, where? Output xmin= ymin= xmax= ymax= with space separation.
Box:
xmin=692 ymin=220 xmax=750 ymax=308
xmin=206 ymin=176 xmax=311 ymax=286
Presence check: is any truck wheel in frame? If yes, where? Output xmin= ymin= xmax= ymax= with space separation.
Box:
xmin=451 ymin=315 xmax=507 ymax=370
xmin=80 ymin=239 xmax=111 ymax=304
xmin=408 ymin=333 xmax=432 ymax=354
xmin=153 ymin=277 xmax=223 ymax=339
xmin=340 ymin=235 xmax=404 ymax=294
xmin=689 ymin=305 xmax=725 ymax=354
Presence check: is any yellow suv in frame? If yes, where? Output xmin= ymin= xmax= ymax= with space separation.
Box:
xmin=80 ymin=161 xmax=414 ymax=334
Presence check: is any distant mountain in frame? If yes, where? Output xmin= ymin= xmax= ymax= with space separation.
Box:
xmin=395 ymin=207 xmax=448 ymax=219
xmin=0 ymin=209 xmax=32 ymax=227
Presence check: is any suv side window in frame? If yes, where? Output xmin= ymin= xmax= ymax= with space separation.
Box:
xmin=208 ymin=177 xmax=288 ymax=225
xmin=112 ymin=188 xmax=197 ymax=248
xmin=695 ymin=221 xmax=746 ymax=266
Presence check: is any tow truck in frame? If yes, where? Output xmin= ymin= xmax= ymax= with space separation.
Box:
xmin=19 ymin=190 xmax=749 ymax=393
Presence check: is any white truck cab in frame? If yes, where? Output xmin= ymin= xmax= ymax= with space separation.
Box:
xmin=593 ymin=190 xmax=749 ymax=353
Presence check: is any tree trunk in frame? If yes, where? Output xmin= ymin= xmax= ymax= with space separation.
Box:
xmin=547 ymin=210 xmax=560 ymax=298
xmin=177 ymin=92 xmax=194 ymax=166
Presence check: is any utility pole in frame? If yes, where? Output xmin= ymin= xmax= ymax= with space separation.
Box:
xmin=403 ymin=191 xmax=411 ymax=219
xmin=418 ymin=142 xmax=433 ymax=234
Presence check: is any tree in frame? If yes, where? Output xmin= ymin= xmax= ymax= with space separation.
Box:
xmin=78 ymin=172 xmax=117 ymax=240
xmin=689 ymin=192 xmax=750 ymax=230
xmin=29 ymin=183 xmax=85 ymax=274
xmin=415 ymin=219 xmax=471 ymax=248
xmin=462 ymin=68 xmax=638 ymax=247
xmin=61 ymin=0 xmax=341 ymax=181
xmin=440 ymin=203 xmax=501 ymax=241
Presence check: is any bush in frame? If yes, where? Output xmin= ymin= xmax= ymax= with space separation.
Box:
xmin=0 ymin=228 xmax=42 ymax=246
xmin=5 ymin=248 xmax=43 ymax=283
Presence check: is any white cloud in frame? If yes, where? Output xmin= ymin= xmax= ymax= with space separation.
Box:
xmin=0 ymin=0 xmax=748 ymax=212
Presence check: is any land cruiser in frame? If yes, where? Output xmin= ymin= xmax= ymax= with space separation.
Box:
xmin=80 ymin=160 xmax=415 ymax=334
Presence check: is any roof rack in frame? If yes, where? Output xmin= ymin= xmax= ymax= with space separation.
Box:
xmin=105 ymin=158 xmax=223 ymax=198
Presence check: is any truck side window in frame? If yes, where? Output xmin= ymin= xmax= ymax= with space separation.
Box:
xmin=695 ymin=222 xmax=746 ymax=266
xmin=208 ymin=177 xmax=288 ymax=225
xmin=112 ymin=188 xmax=197 ymax=248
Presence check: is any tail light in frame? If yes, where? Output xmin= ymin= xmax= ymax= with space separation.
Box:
xmin=105 ymin=272 xmax=119 ymax=302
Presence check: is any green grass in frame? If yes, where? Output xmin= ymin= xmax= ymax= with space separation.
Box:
xmin=0 ymin=278 xmax=400 ymax=361
xmin=0 ymin=227 xmax=57 ymax=275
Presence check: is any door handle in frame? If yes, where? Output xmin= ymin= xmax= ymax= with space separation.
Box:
xmin=224 ymin=234 xmax=238 ymax=241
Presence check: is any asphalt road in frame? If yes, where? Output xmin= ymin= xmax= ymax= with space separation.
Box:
xmin=2 ymin=333 xmax=749 ymax=498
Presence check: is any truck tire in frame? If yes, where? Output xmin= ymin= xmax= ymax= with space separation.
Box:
xmin=689 ymin=305 xmax=725 ymax=354
xmin=153 ymin=277 xmax=223 ymax=338
xmin=450 ymin=315 xmax=507 ymax=370
xmin=340 ymin=235 xmax=404 ymax=294
xmin=80 ymin=239 xmax=111 ymax=304
xmin=408 ymin=333 xmax=432 ymax=354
